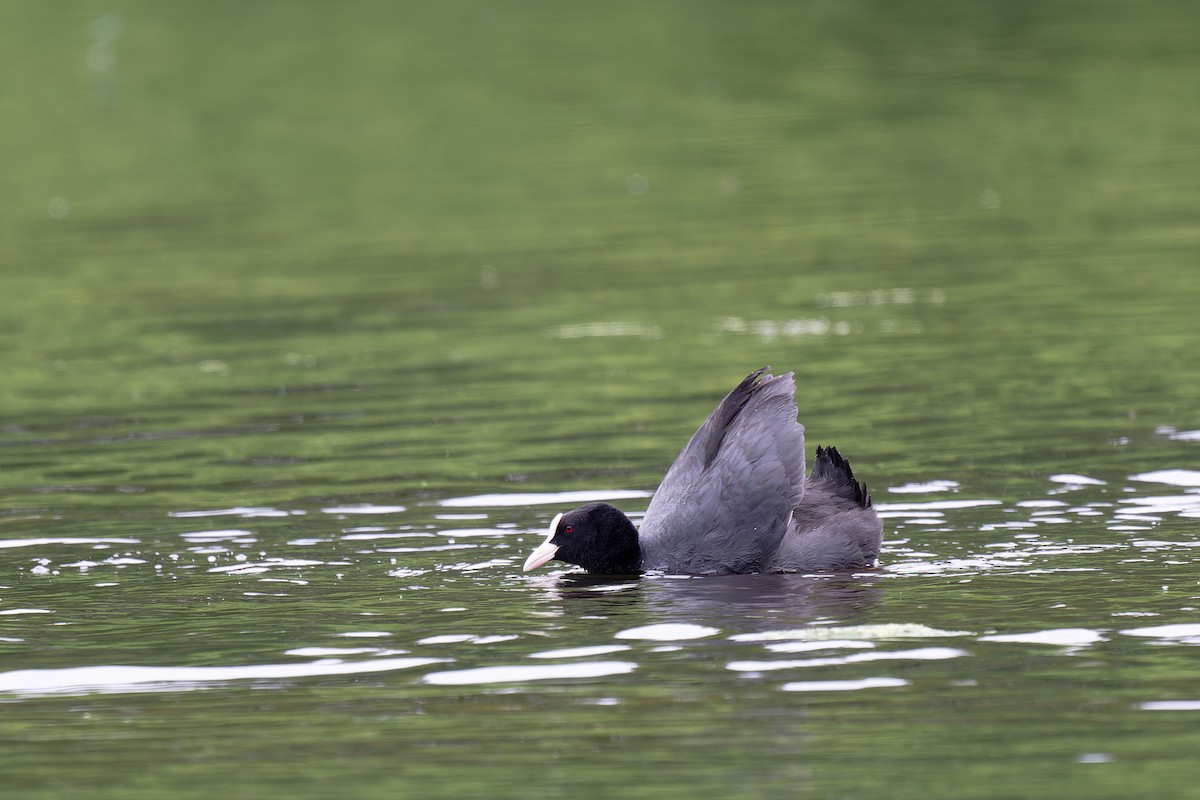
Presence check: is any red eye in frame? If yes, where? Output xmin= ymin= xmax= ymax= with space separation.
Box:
xmin=564 ymin=525 xmax=573 ymax=534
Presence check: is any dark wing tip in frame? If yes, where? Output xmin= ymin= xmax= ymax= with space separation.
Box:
xmin=743 ymin=365 xmax=771 ymax=387
xmin=812 ymin=445 xmax=872 ymax=508
xmin=694 ymin=366 xmax=779 ymax=467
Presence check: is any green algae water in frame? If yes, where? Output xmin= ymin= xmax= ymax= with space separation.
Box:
xmin=2 ymin=1 xmax=1200 ymax=797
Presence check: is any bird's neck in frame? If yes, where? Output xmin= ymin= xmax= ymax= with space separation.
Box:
xmin=595 ymin=540 xmax=641 ymax=575
xmin=589 ymin=519 xmax=642 ymax=575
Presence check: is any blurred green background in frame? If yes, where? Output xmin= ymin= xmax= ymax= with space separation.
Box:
xmin=4 ymin=2 xmax=1197 ymax=457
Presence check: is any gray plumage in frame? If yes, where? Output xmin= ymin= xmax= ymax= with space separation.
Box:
xmin=639 ymin=368 xmax=881 ymax=574
xmin=523 ymin=367 xmax=883 ymax=576
xmin=763 ymin=445 xmax=881 ymax=572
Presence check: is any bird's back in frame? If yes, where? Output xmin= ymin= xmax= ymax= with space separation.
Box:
xmin=764 ymin=446 xmax=882 ymax=571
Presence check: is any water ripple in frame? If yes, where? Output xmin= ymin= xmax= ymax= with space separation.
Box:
xmin=423 ymin=661 xmax=637 ymax=685
xmin=729 ymin=624 xmax=971 ymax=642
xmin=1120 ymin=624 xmax=1200 ymax=644
xmin=0 ymin=657 xmax=447 ymax=698
xmin=320 ymin=504 xmax=407 ymax=515
xmin=728 ymin=646 xmax=965 ymax=673
xmin=529 ymin=645 xmax=632 ymax=659
xmin=1130 ymin=470 xmax=1200 ymax=487
xmin=0 ymin=537 xmax=139 ymax=549
xmin=979 ymin=628 xmax=1105 ymax=646
xmin=170 ymin=507 xmax=298 ymax=518
xmin=781 ymin=677 xmax=908 ymax=692
xmin=615 ymin=623 xmax=720 ymax=641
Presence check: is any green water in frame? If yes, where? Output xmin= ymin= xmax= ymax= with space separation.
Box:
xmin=3 ymin=1 xmax=1200 ymax=797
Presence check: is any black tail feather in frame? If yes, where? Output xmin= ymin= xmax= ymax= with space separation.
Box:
xmin=811 ymin=445 xmax=872 ymax=508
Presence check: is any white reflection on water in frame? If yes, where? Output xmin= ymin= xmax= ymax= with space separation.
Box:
xmin=1049 ymin=474 xmax=1106 ymax=486
xmin=888 ymin=480 xmax=959 ymax=494
xmin=878 ymin=469 xmax=1200 ymax=577
xmin=0 ymin=537 xmax=139 ymax=549
xmin=386 ymin=567 xmax=430 ymax=578
xmin=417 ymin=633 xmax=518 ymax=645
xmin=441 ymin=558 xmax=514 ymax=573
xmin=418 ymin=634 xmax=476 ymax=644
xmin=180 ymin=529 xmax=254 ymax=543
xmin=1130 ymin=470 xmax=1200 ymax=487
xmin=285 ymin=647 xmax=407 ymax=657
xmin=63 ymin=556 xmax=144 ymax=569
xmin=979 ymin=628 xmax=1105 ymax=646
xmin=423 ymin=661 xmax=637 ymax=686
xmin=1132 ymin=539 xmax=1200 ymax=549
xmin=320 ymin=504 xmax=407 ymax=515
xmin=529 ymin=645 xmax=632 ymax=659
xmin=1120 ymin=624 xmax=1200 ymax=644
xmin=764 ymin=640 xmax=875 ymax=653
xmin=615 ymin=623 xmax=720 ymax=641
xmin=170 ymin=507 xmax=299 ymax=518
xmin=730 ymin=624 xmax=971 ymax=642
xmin=208 ymin=558 xmax=323 ymax=574
xmin=0 ymin=657 xmax=448 ymax=698
xmin=781 ymin=677 xmax=907 ymax=692
xmin=728 ymin=647 xmax=965 ymax=672
xmin=1119 ymin=495 xmax=1200 ymax=517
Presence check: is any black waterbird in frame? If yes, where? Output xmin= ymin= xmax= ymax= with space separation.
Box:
xmin=523 ymin=367 xmax=883 ymax=575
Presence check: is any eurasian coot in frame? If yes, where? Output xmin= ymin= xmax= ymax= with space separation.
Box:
xmin=523 ymin=367 xmax=883 ymax=575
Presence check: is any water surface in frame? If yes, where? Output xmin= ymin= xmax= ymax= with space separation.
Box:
xmin=2 ymin=2 xmax=1200 ymax=797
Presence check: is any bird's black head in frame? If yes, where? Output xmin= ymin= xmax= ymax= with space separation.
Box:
xmin=522 ymin=502 xmax=641 ymax=575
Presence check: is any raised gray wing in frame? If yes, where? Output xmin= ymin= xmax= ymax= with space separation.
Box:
xmin=638 ymin=369 xmax=806 ymax=574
